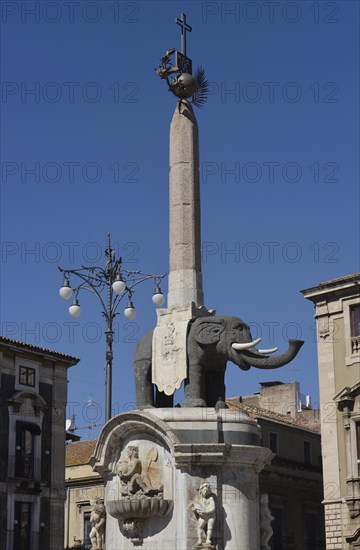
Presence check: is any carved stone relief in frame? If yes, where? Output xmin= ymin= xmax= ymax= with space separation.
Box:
xmin=107 ymin=443 xmax=172 ymax=546
xmin=315 ymin=301 xmax=331 ymax=340
xmin=260 ymin=493 xmax=274 ymax=550
xmin=152 ymin=303 xmax=214 ymax=396
xmin=152 ymin=309 xmax=190 ymax=395
xmin=190 ymin=482 xmax=216 ymax=549
xmin=116 ymin=445 xmax=164 ymax=496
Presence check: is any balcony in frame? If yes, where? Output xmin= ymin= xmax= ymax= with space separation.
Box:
xmin=7 ymin=455 xmax=42 ymax=483
xmin=6 ymin=529 xmax=40 ymax=550
xmin=351 ymin=336 xmax=360 ymax=354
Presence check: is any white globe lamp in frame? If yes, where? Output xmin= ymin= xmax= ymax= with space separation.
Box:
xmin=112 ymin=274 xmax=126 ymax=295
xmin=69 ymin=298 xmax=81 ymax=318
xmin=124 ymin=300 xmax=136 ymax=320
xmin=59 ymin=279 xmax=72 ymax=300
xmin=152 ymin=287 xmax=165 ymax=307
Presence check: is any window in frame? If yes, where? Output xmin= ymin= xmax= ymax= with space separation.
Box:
xmin=15 ymin=358 xmax=39 ymax=393
xmin=14 ymin=501 xmax=32 ymax=550
xmin=304 ymin=512 xmax=318 ymax=550
xmin=269 ymin=432 xmax=278 ymax=454
xmin=271 ymin=508 xmax=283 ymax=550
xmin=15 ymin=422 xmax=40 ymax=478
xmin=351 ymin=305 xmax=360 ymax=337
xmin=19 ymin=365 xmax=35 ymax=387
xmin=304 ymin=441 xmax=311 ymax=465
xmin=83 ymin=512 xmax=92 ymax=549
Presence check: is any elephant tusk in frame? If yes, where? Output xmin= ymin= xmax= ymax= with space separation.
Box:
xmin=232 ymin=338 xmax=262 ymax=351
xmin=257 ymin=347 xmax=279 ymax=354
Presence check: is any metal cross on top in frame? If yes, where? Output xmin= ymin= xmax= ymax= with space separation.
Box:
xmin=176 ymin=13 xmax=192 ymax=57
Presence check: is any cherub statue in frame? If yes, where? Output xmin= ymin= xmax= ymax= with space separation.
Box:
xmin=191 ymin=482 xmax=216 ymax=547
xmin=89 ymin=497 xmax=106 ymax=550
xmin=260 ymin=493 xmax=274 ymax=550
xmin=116 ymin=446 xmax=150 ymax=494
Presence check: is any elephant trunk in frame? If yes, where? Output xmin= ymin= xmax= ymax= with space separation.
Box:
xmin=239 ymin=339 xmax=304 ymax=369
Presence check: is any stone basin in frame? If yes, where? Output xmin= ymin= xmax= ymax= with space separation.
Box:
xmin=107 ymin=497 xmax=171 ymax=520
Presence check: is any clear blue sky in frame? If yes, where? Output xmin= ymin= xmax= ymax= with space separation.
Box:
xmin=1 ymin=1 xmax=359 ymax=436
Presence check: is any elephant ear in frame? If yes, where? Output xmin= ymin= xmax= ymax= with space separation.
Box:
xmin=194 ymin=322 xmax=225 ymax=345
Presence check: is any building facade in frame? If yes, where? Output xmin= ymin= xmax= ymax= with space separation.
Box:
xmin=0 ymin=337 xmax=79 ymax=550
xmin=302 ymin=273 xmax=360 ymax=548
xmin=65 ymin=440 xmax=104 ymax=549
xmin=229 ymin=383 xmax=325 ymax=550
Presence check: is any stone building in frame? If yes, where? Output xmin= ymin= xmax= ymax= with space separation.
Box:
xmin=302 ymin=273 xmax=360 ymax=549
xmin=65 ymin=440 xmax=104 ymax=549
xmin=229 ymin=382 xmax=325 ymax=550
xmin=238 ymin=380 xmax=315 ymax=420
xmin=65 ymin=384 xmax=324 ymax=550
xmin=0 ymin=336 xmax=79 ymax=550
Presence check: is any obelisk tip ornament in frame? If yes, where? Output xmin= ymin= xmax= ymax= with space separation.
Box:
xmin=155 ymin=12 xmax=210 ymax=312
xmin=155 ymin=13 xmax=209 ymax=107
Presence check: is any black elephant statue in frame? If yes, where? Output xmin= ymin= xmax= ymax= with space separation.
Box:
xmin=134 ymin=315 xmax=303 ymax=409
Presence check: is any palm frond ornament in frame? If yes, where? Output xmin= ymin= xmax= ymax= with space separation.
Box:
xmin=191 ymin=66 xmax=209 ymax=108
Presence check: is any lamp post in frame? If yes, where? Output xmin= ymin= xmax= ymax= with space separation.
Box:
xmin=58 ymin=233 xmax=165 ymax=422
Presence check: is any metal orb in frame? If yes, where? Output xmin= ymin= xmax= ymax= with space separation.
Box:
xmin=171 ymin=73 xmax=197 ymax=99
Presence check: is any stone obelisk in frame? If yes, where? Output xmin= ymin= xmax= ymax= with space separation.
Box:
xmin=168 ymin=99 xmax=204 ymax=309
xmin=152 ymin=100 xmax=209 ymax=396
xmin=151 ymin=16 xmax=212 ymax=397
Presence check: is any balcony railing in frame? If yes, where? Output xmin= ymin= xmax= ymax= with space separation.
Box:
xmin=6 ymin=529 xmax=39 ymax=550
xmin=351 ymin=336 xmax=360 ymax=354
xmin=7 ymin=455 xmax=42 ymax=481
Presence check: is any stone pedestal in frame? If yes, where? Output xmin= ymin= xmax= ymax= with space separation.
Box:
xmin=92 ymin=408 xmax=273 ymax=550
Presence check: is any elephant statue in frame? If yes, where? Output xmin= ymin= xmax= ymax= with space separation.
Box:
xmin=134 ymin=316 xmax=303 ymax=409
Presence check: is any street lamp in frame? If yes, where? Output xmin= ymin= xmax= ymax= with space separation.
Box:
xmin=58 ymin=233 xmax=165 ymax=422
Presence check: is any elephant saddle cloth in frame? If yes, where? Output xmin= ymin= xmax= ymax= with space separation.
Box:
xmin=152 ymin=320 xmax=188 ymax=395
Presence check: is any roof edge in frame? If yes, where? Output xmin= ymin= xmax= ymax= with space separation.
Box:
xmin=301 ymin=272 xmax=360 ymax=299
xmin=0 ymin=336 xmax=80 ymax=364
